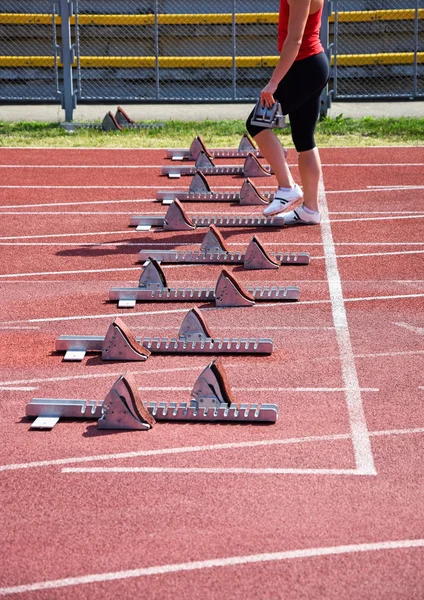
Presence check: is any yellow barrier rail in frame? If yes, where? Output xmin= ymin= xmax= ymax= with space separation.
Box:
xmin=0 ymin=9 xmax=423 ymax=26
xmin=2 ymin=53 xmax=423 ymax=69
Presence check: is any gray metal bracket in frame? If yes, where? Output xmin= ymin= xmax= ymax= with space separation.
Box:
xmin=162 ymin=152 xmax=272 ymax=178
xmin=157 ymin=175 xmax=274 ymax=205
xmin=130 ymin=199 xmax=286 ymax=232
xmin=56 ymin=310 xmax=274 ymax=358
xmin=138 ymin=227 xmax=310 ymax=268
xmin=166 ymin=134 xmax=263 ymax=161
xmin=109 ymin=263 xmax=300 ymax=306
xmin=26 ymin=365 xmax=278 ymax=429
xmin=250 ymin=100 xmax=285 ymax=129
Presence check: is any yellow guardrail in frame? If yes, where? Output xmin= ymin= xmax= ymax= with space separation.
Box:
xmin=1 ymin=53 xmax=423 ymax=69
xmin=0 ymin=9 xmax=423 ymax=26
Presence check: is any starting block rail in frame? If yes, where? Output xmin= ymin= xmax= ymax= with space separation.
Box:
xmin=26 ymin=361 xmax=278 ymax=430
xmin=109 ymin=260 xmax=300 ymax=307
xmin=157 ymin=173 xmax=274 ymax=205
xmin=162 ymin=152 xmax=273 ymax=178
xmin=130 ymin=199 xmax=285 ymax=232
xmin=138 ymin=226 xmax=310 ymax=268
xmin=166 ymin=134 xmax=263 ymax=161
xmin=56 ymin=309 xmax=273 ymax=360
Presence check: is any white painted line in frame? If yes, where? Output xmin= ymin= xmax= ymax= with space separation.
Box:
xmin=0 ymin=326 xmax=40 ymax=330
xmin=63 ymin=467 xmax=360 ymax=475
xmin=0 ymin=211 xmax=145 ymax=216
xmin=0 ymin=199 xmax=155 ymax=209
xmin=0 ymin=229 xmax=130 ymax=241
xmin=0 ymin=266 xmax=139 ymax=278
xmin=313 ymin=350 xmax=424 ymax=362
xmin=330 ymin=210 xmax=424 ymax=215
xmin=394 ymin=322 xmax=424 ymax=335
xmin=331 ymin=215 xmax=424 ymax=223
xmin=330 ymin=250 xmax=424 ymax=259
xmin=1 ymin=162 xmax=423 ymax=168
xmin=344 ymin=294 xmax=424 ymax=303
xmin=139 ymin=386 xmax=379 ymax=393
xmin=0 ymin=386 xmax=37 ymax=391
xmin=1 ymin=426 xmax=423 ymax=474
xmin=326 ymin=186 xmax=424 ymax=194
xmin=318 ymin=176 xmax=376 ymax=476
xmin=1 ymin=539 xmax=424 ymax=596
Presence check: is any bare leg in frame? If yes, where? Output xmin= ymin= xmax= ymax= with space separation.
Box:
xmin=297 ymin=147 xmax=321 ymax=212
xmin=254 ymin=129 xmax=295 ymax=188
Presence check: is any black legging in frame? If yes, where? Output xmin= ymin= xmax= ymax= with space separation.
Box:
xmin=246 ymin=52 xmax=330 ymax=152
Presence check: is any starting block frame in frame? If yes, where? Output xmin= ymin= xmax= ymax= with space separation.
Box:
xmin=162 ymin=152 xmax=272 ymax=178
xmin=56 ymin=309 xmax=274 ymax=360
xmin=109 ymin=260 xmax=300 ymax=307
xmin=130 ymin=199 xmax=285 ymax=232
xmin=26 ymin=361 xmax=279 ymax=430
xmin=156 ymin=173 xmax=274 ymax=206
xmin=138 ymin=226 xmax=310 ymax=268
xmin=166 ymin=134 xmax=263 ymax=161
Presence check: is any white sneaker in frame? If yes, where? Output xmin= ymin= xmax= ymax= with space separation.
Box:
xmin=263 ymin=183 xmax=303 ymax=216
xmin=282 ymin=204 xmax=320 ymax=226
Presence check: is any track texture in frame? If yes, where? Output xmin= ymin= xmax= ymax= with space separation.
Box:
xmin=0 ymin=146 xmax=423 ymax=599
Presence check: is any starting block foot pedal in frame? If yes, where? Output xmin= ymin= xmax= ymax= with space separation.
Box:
xmin=162 ymin=152 xmax=272 ymax=178
xmin=102 ymin=111 xmax=123 ymax=131
xmin=26 ymin=361 xmax=278 ymax=429
xmin=250 ymin=100 xmax=285 ymax=129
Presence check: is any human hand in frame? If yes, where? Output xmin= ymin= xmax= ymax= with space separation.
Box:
xmin=260 ymin=80 xmax=278 ymax=108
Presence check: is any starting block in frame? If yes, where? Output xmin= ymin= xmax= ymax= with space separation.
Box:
xmin=157 ymin=173 xmax=274 ymax=206
xmin=162 ymin=152 xmax=273 ymax=179
xmin=250 ymin=100 xmax=285 ymax=129
xmin=138 ymin=225 xmax=310 ymax=268
xmin=56 ymin=309 xmax=273 ymax=360
xmin=130 ymin=199 xmax=285 ymax=232
xmin=109 ymin=259 xmax=300 ymax=307
xmin=26 ymin=360 xmax=279 ymax=430
xmin=102 ymin=107 xmax=164 ymax=131
xmin=166 ymin=134 xmax=263 ymax=161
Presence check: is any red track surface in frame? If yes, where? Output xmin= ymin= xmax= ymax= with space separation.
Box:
xmin=0 ymin=146 xmax=423 ymax=599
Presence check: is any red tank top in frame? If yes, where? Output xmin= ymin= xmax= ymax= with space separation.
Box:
xmin=278 ymin=0 xmax=324 ymax=61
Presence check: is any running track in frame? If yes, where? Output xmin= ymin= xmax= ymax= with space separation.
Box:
xmin=0 ymin=146 xmax=423 ymax=599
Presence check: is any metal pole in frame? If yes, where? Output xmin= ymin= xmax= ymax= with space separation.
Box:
xmin=232 ymin=0 xmax=237 ymax=100
xmin=58 ymin=0 xmax=75 ymax=122
xmin=333 ymin=0 xmax=338 ymax=100
xmin=154 ymin=0 xmax=160 ymax=100
xmin=412 ymin=0 xmax=419 ymax=99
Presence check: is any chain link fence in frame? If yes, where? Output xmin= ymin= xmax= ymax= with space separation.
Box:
xmin=332 ymin=0 xmax=422 ymax=99
xmin=0 ymin=0 xmax=422 ymax=113
xmin=0 ymin=0 xmax=59 ymax=101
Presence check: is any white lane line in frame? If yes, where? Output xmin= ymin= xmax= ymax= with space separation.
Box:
xmin=331 ymin=215 xmax=424 ymax=223
xmin=136 ymin=386 xmax=379 ymax=392
xmin=394 ymin=322 xmax=424 ymax=335
xmin=1 ymin=538 xmax=424 ymax=595
xmin=1 ymin=427 xmax=423 ymax=474
xmin=0 ymin=211 xmax=146 ymax=215
xmin=0 ymin=199 xmax=155 ymax=209
xmin=1 ymin=293 xmax=423 ymax=328
xmin=1 ymin=162 xmax=423 ymax=168
xmin=313 ymin=350 xmax=424 ymax=361
xmin=0 ymin=266 xmax=140 ymax=278
xmin=330 ymin=211 xmax=424 ymax=215
xmin=0 ymin=386 xmax=37 ymax=391
xmin=318 ymin=176 xmax=376 ymax=476
xmin=0 ymin=326 xmax=40 ymax=330
xmin=64 ymin=467 xmax=360 ymax=475
xmin=325 ymin=186 xmax=424 ymax=194
xmin=0 ymin=230 xmax=131 ymax=241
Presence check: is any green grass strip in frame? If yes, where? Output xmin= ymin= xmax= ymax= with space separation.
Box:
xmin=0 ymin=116 xmax=423 ymax=148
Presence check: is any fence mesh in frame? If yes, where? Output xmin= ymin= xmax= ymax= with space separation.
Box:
xmin=0 ymin=0 xmax=58 ymax=101
xmin=332 ymin=0 xmax=423 ymax=99
xmin=0 ymin=1 xmax=422 ymax=104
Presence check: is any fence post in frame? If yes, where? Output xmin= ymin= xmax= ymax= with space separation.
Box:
xmin=57 ymin=0 xmax=76 ymax=122
xmin=232 ymin=0 xmax=237 ymax=100
xmin=154 ymin=0 xmax=160 ymax=100
xmin=319 ymin=0 xmax=333 ymax=117
xmin=412 ymin=0 xmax=419 ymax=99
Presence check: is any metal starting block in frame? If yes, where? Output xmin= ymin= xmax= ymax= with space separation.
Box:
xmin=250 ymin=100 xmax=285 ymax=129
xmin=109 ymin=259 xmax=300 ymax=307
xmin=166 ymin=134 xmax=263 ymax=161
xmin=130 ymin=199 xmax=285 ymax=232
xmin=157 ymin=173 xmax=275 ymax=206
xmin=102 ymin=107 xmax=164 ymax=131
xmin=26 ymin=360 xmax=279 ymax=430
xmin=56 ymin=308 xmax=273 ymax=360
xmin=162 ymin=151 xmax=273 ymax=178
xmin=138 ymin=225 xmax=310 ymax=268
